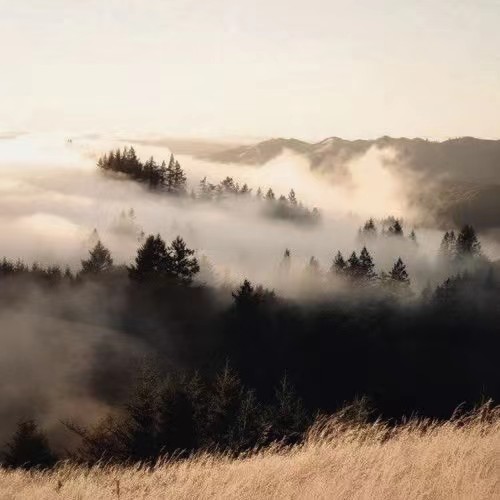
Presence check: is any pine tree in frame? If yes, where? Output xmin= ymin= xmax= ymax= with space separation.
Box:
xmin=388 ymin=219 xmax=403 ymax=237
xmin=239 ymin=183 xmax=251 ymax=196
xmin=358 ymin=247 xmax=377 ymax=281
xmin=346 ymin=251 xmax=360 ymax=279
xmin=171 ymin=160 xmax=187 ymax=195
xmin=3 ymin=420 xmax=57 ymax=470
xmin=80 ymin=240 xmax=113 ymax=275
xmin=206 ymin=364 xmax=244 ymax=449
xmin=388 ymin=257 xmax=410 ymax=289
xmin=157 ymin=375 xmax=202 ymax=455
xmin=124 ymin=367 xmax=161 ymax=463
xmin=232 ymin=280 xmax=274 ymax=309
xmin=199 ymin=177 xmax=214 ymax=200
xmin=332 ymin=251 xmax=347 ymax=275
xmin=456 ymin=225 xmax=481 ymax=258
xmin=288 ymin=189 xmax=298 ymax=206
xmin=268 ymin=375 xmax=309 ymax=445
xmin=360 ymin=218 xmax=377 ymax=238
xmin=166 ymin=236 xmax=200 ymax=285
xmin=165 ymin=154 xmax=176 ymax=193
xmin=128 ymin=234 xmax=170 ymax=283
xmin=265 ymin=188 xmax=275 ymax=201
xmin=439 ymin=230 xmax=456 ymax=259
xmin=409 ymin=229 xmax=417 ymax=245
xmin=255 ymin=187 xmax=263 ymax=199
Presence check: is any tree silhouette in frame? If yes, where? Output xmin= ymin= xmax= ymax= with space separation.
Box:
xmin=332 ymin=251 xmax=347 ymax=275
xmin=360 ymin=218 xmax=377 ymax=239
xmin=166 ymin=236 xmax=200 ymax=285
xmin=267 ymin=375 xmax=309 ymax=445
xmin=3 ymin=420 xmax=57 ymax=470
xmin=128 ymin=234 xmax=170 ymax=283
xmin=359 ymin=247 xmax=377 ymax=281
xmin=157 ymin=374 xmax=203 ymax=455
xmin=439 ymin=230 xmax=456 ymax=259
xmin=171 ymin=159 xmax=187 ymax=194
xmin=232 ymin=280 xmax=275 ymax=309
xmin=387 ymin=257 xmax=410 ymax=293
xmin=388 ymin=219 xmax=403 ymax=237
xmin=80 ymin=240 xmax=113 ymax=275
xmin=265 ymin=188 xmax=275 ymax=201
xmin=346 ymin=251 xmax=360 ymax=279
xmin=456 ymin=225 xmax=481 ymax=258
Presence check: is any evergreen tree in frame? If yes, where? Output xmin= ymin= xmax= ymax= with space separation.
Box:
xmin=409 ymin=229 xmax=417 ymax=245
xmin=128 ymin=234 xmax=170 ymax=283
xmin=199 ymin=177 xmax=214 ymax=200
xmin=288 ymin=189 xmax=298 ymax=206
xmin=358 ymin=247 xmax=377 ymax=281
xmin=80 ymin=240 xmax=113 ymax=275
xmin=232 ymin=280 xmax=275 ymax=309
xmin=124 ymin=367 xmax=161 ymax=462
xmin=388 ymin=219 xmax=403 ymax=237
xmin=439 ymin=230 xmax=456 ymax=259
xmin=332 ymin=251 xmax=347 ymax=275
xmin=166 ymin=236 xmax=200 ymax=285
xmin=171 ymin=160 xmax=187 ymax=194
xmin=267 ymin=375 xmax=309 ymax=445
xmin=265 ymin=188 xmax=275 ymax=201
xmin=255 ymin=187 xmax=263 ymax=199
xmin=387 ymin=257 xmax=410 ymax=292
xmin=3 ymin=420 xmax=57 ymax=470
xmin=157 ymin=374 xmax=202 ymax=455
xmin=205 ymin=364 xmax=244 ymax=449
xmin=165 ymin=154 xmax=176 ymax=193
xmin=346 ymin=251 xmax=361 ymax=279
xmin=456 ymin=225 xmax=481 ymax=258
xmin=240 ymin=183 xmax=251 ymax=196
xmin=360 ymin=218 xmax=377 ymax=238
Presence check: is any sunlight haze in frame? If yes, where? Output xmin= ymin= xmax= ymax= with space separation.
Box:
xmin=1 ymin=0 xmax=499 ymax=140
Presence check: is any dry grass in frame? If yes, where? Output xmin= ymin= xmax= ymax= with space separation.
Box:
xmin=0 ymin=407 xmax=498 ymax=500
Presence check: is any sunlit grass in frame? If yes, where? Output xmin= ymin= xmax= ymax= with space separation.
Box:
xmin=0 ymin=405 xmax=498 ymax=499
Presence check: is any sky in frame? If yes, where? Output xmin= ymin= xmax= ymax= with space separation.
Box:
xmin=1 ymin=0 xmax=499 ymax=141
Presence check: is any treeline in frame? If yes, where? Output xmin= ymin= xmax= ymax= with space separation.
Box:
xmin=1 ymin=367 xmax=373 ymax=470
xmin=199 ymin=177 xmax=320 ymax=224
xmin=98 ymin=147 xmax=320 ymax=225
xmin=0 ymin=225 xmax=498 ymax=469
xmin=358 ymin=217 xmax=417 ymax=243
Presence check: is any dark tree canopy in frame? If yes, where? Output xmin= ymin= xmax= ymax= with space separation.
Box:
xmin=166 ymin=236 xmax=200 ymax=285
xmin=389 ymin=257 xmax=410 ymax=285
xmin=3 ymin=420 xmax=57 ymax=470
xmin=456 ymin=225 xmax=481 ymax=258
xmin=128 ymin=234 xmax=171 ymax=283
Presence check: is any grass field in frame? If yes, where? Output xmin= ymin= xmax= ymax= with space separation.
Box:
xmin=0 ymin=405 xmax=498 ymax=500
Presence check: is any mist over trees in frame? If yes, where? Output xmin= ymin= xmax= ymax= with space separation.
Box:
xmin=0 ymin=219 xmax=498 ymax=468
xmin=98 ymin=148 xmax=321 ymax=225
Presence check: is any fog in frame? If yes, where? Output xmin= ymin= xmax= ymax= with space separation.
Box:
xmin=0 ymin=132 xmax=498 ymax=447
xmin=2 ymin=131 xmax=485 ymax=291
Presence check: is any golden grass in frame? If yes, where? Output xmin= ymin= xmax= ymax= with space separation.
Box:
xmin=0 ymin=407 xmax=498 ymax=500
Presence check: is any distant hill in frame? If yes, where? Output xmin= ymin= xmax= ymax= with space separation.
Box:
xmin=203 ymin=136 xmax=500 ymax=185
xmin=202 ymin=136 xmax=500 ymax=230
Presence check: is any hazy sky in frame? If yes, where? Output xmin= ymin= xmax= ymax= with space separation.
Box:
xmin=1 ymin=0 xmax=499 ymax=140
